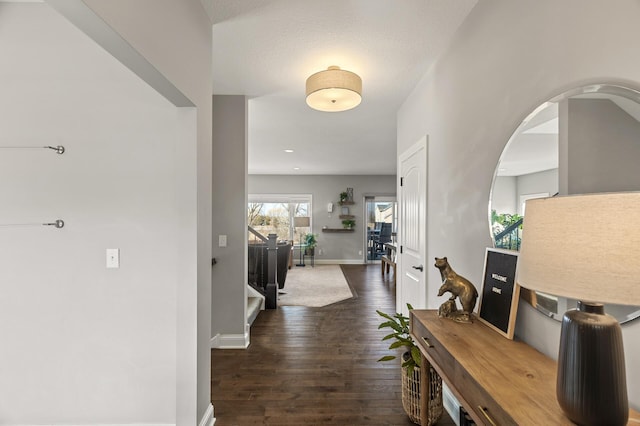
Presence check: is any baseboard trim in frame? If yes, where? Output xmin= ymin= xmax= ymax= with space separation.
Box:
xmin=199 ymin=403 xmax=215 ymax=426
xmin=313 ymin=259 xmax=364 ymax=265
xmin=22 ymin=424 xmax=175 ymax=426
xmin=11 ymin=408 xmax=214 ymax=426
xmin=210 ymin=332 xmax=249 ymax=349
xmin=442 ymin=384 xmax=460 ymax=426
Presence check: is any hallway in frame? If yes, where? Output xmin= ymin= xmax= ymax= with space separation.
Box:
xmin=211 ymin=264 xmax=454 ymax=425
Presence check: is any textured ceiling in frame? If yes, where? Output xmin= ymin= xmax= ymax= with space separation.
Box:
xmin=208 ymin=0 xmax=478 ymax=175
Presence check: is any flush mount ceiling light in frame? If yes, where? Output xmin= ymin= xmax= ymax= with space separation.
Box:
xmin=305 ymin=66 xmax=362 ymax=112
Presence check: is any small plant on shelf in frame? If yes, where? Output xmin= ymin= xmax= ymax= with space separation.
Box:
xmin=339 ymin=191 xmax=349 ymax=205
xmin=341 ymin=219 xmax=355 ymax=229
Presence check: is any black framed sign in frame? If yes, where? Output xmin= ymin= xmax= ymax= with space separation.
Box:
xmin=478 ymin=247 xmax=520 ymax=339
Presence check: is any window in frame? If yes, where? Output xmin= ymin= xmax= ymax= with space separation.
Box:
xmin=248 ymin=194 xmax=312 ymax=244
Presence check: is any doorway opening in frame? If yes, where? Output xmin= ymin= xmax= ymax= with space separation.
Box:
xmin=364 ymin=196 xmax=397 ymax=263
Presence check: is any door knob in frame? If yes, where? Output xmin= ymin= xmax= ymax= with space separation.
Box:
xmin=412 ymin=265 xmax=424 ymax=271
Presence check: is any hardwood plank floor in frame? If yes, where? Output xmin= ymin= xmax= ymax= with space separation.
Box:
xmin=211 ymin=264 xmax=455 ymax=425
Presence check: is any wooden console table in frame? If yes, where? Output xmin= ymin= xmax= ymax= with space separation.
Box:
xmin=410 ymin=310 xmax=640 ymax=425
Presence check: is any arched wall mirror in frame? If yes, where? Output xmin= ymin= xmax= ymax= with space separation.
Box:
xmin=489 ymin=83 xmax=640 ymax=324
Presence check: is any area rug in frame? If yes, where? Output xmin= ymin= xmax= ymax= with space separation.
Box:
xmin=278 ymin=264 xmax=353 ymax=307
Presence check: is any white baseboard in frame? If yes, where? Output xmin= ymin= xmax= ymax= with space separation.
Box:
xmin=313 ymin=259 xmax=364 ymax=265
xmin=210 ymin=332 xmax=249 ymax=349
xmin=442 ymin=384 xmax=460 ymax=426
xmin=30 ymin=405 xmax=215 ymax=426
xmin=199 ymin=403 xmax=215 ymax=426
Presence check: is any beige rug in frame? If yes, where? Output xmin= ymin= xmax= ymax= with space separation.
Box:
xmin=278 ymin=264 xmax=353 ymax=307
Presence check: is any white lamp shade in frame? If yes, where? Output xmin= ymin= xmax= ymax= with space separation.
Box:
xmin=293 ymin=216 xmax=310 ymax=227
xmin=518 ymin=192 xmax=640 ymax=306
xmin=306 ymin=66 xmax=362 ymax=112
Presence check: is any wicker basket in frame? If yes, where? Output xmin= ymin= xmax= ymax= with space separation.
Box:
xmin=401 ymin=362 xmax=443 ymax=425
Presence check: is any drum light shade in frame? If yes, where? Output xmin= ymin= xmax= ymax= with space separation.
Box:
xmin=305 ymin=66 xmax=362 ymax=112
xmin=518 ymin=192 xmax=640 ymax=305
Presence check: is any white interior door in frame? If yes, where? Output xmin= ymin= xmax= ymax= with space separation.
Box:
xmin=397 ymin=136 xmax=427 ymax=316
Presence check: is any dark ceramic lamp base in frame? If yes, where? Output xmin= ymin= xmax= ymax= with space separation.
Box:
xmin=557 ymin=301 xmax=628 ymax=426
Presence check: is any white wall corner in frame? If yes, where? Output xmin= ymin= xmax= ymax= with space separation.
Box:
xmin=46 ymin=0 xmax=194 ymax=108
xmin=210 ymin=332 xmax=249 ymax=349
xmin=199 ymin=403 xmax=215 ymax=426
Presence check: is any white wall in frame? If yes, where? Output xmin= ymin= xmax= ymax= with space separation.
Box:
xmin=397 ymin=0 xmax=640 ymax=409
xmin=516 ymin=168 xmax=558 ymax=215
xmin=491 ymin=176 xmax=516 ymax=214
xmin=68 ymin=1 xmax=214 ymax=423
xmin=248 ymin=174 xmax=396 ymax=262
xmin=566 ymin=98 xmax=640 ymax=194
xmin=0 ymin=3 xmax=177 ymax=423
xmin=0 ymin=1 xmax=213 ymax=424
xmin=211 ymin=95 xmax=248 ymax=347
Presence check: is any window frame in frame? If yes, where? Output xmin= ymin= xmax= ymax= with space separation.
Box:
xmin=248 ymin=193 xmax=313 ymax=243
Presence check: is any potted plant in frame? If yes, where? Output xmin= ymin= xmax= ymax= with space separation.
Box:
xmin=341 ymin=219 xmax=355 ymax=229
xmin=303 ymin=232 xmax=318 ymax=255
xmin=338 ymin=191 xmax=348 ymax=205
xmin=376 ymin=304 xmax=421 ymax=373
xmin=377 ymin=304 xmax=443 ymax=425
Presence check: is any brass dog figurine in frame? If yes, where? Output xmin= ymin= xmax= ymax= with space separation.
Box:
xmin=434 ymin=257 xmax=478 ymax=323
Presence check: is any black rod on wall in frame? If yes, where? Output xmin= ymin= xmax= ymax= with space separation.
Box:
xmin=0 ymin=219 xmax=65 ymax=229
xmin=0 ymin=145 xmax=65 ymax=154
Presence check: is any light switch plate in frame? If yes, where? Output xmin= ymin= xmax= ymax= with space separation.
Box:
xmin=218 ymin=235 xmax=227 ymax=247
xmin=106 ymin=248 xmax=120 ymax=268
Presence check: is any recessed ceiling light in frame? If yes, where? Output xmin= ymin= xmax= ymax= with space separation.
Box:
xmin=293 ymin=167 xmax=300 ymax=170
xmin=284 ymin=149 xmax=294 ymax=153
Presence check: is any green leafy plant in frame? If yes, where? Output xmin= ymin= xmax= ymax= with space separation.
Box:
xmin=376 ymin=303 xmax=421 ymax=374
xmin=491 ymin=210 xmax=523 ymax=233
xmin=491 ymin=210 xmax=523 ymax=250
xmin=303 ymin=232 xmax=318 ymax=249
xmin=341 ymin=219 xmax=355 ymax=229
xmin=339 ymin=191 xmax=348 ymax=205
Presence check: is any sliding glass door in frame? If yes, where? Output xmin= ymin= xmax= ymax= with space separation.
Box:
xmin=365 ymin=196 xmax=397 ymax=262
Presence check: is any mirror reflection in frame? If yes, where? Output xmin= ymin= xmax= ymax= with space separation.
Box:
xmin=489 ymin=84 xmax=640 ymax=324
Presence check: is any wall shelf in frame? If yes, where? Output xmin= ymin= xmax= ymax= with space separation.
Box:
xmin=338 ymin=201 xmax=355 ymax=205
xmin=339 ymin=214 xmax=355 ymax=220
xmin=322 ymin=228 xmax=354 ymax=233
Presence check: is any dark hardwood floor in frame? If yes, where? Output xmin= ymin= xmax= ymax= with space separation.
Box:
xmin=211 ymin=264 xmax=454 ymax=425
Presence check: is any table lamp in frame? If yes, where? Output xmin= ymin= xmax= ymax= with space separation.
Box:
xmin=517 ymin=192 xmax=640 ymax=425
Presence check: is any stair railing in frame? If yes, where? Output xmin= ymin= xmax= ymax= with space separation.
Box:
xmin=247 ymin=226 xmax=279 ymax=309
xmin=494 ymin=217 xmax=523 ymax=251
xmin=248 ymin=225 xmax=268 ymax=242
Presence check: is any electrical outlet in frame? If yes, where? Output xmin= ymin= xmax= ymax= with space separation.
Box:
xmin=318 ymin=248 xmax=324 ymax=255
xmin=358 ymin=250 xmax=362 ymax=256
